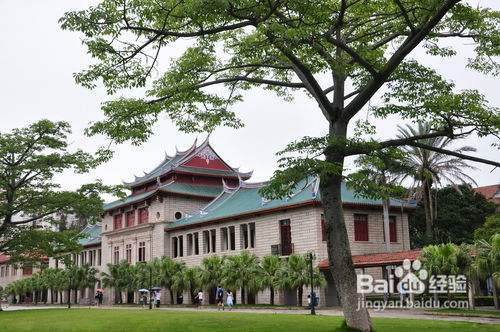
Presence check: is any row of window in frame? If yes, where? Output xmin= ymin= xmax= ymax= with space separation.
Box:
xmin=320 ymin=214 xmax=398 ymax=242
xmin=0 ymin=265 xmax=32 ymax=278
xmin=114 ymin=242 xmax=146 ymax=265
xmin=113 ymin=208 xmax=149 ymax=230
xmin=172 ymin=223 xmax=256 ymax=258
xmin=70 ymin=249 xmax=102 ymax=267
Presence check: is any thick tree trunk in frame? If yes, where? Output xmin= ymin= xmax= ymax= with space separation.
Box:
xmin=67 ymin=289 xmax=71 ymax=309
xmin=169 ymin=288 xmax=174 ymax=304
xmin=321 ymin=121 xmax=372 ymax=331
xmin=468 ymin=279 xmax=475 ymax=310
xmin=422 ymin=180 xmax=433 ymax=241
xmin=270 ymin=286 xmax=274 ymax=305
xmin=297 ymin=286 xmax=303 ymax=307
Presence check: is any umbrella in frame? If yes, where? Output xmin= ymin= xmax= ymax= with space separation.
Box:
xmin=151 ymin=287 xmax=162 ymax=291
xmin=138 ymin=289 xmax=149 ymax=293
xmin=96 ymin=289 xmax=104 ymax=292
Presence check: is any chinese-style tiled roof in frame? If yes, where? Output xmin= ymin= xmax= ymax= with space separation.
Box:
xmin=123 ymin=137 xmax=252 ymax=188
xmin=79 ymin=223 xmax=102 ymax=247
xmin=0 ymin=254 xmax=10 ymax=264
xmin=473 ymin=184 xmax=500 ymax=200
xmin=318 ymin=250 xmax=422 ymax=269
xmin=104 ymin=181 xmax=222 ymax=211
xmin=166 ymin=177 xmax=416 ymax=230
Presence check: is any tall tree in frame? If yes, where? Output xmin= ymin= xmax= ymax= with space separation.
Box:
xmin=473 ymin=234 xmax=500 ymax=309
xmin=222 ymin=251 xmax=261 ymax=304
xmin=259 ymin=255 xmax=283 ymax=305
xmin=61 ymin=2 xmax=500 ymax=330
xmin=397 ymin=122 xmax=480 ymax=242
xmin=0 ymin=120 xmax=120 ymax=262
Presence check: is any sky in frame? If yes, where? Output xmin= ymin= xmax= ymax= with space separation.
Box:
xmin=0 ymin=0 xmax=498 ymax=201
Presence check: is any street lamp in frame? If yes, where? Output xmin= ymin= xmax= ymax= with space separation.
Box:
xmin=308 ymin=252 xmax=316 ymax=315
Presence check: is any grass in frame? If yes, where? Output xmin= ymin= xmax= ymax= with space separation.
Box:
xmin=428 ymin=308 xmax=500 ymax=318
xmin=0 ymin=309 xmax=498 ymax=332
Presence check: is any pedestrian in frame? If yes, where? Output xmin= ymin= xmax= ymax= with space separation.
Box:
xmin=155 ymin=291 xmax=161 ymax=308
xmin=226 ymin=290 xmax=234 ymax=311
xmin=194 ymin=290 xmax=203 ymax=309
xmin=142 ymin=293 xmax=148 ymax=308
xmin=215 ymin=285 xmax=224 ymax=311
xmin=95 ymin=291 xmax=100 ymax=307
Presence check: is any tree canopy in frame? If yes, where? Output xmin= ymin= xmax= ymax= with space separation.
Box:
xmin=0 ymin=120 xmax=121 ymax=262
xmin=410 ymin=185 xmax=495 ymax=247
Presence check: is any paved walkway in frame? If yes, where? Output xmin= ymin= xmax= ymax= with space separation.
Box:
xmin=2 ymin=304 xmax=498 ymax=325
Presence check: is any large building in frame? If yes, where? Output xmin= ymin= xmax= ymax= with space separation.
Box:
xmin=2 ymin=138 xmax=418 ymax=306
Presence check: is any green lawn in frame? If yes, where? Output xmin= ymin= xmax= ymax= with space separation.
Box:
xmin=0 ymin=309 xmax=497 ymax=332
xmin=429 ymin=308 xmax=500 ymax=318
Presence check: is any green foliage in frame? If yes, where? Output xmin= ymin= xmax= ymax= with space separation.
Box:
xmin=475 ymin=213 xmax=500 ymax=241
xmin=410 ymin=185 xmax=495 ymax=247
xmin=0 ymin=120 xmax=124 ymax=262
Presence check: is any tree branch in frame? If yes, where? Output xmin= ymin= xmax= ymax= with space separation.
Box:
xmin=342 ymin=0 xmax=460 ymax=121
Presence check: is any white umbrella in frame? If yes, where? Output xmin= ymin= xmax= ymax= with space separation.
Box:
xmin=138 ymin=289 xmax=149 ymax=293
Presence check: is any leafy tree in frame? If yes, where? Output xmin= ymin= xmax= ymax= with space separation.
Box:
xmin=421 ymin=243 xmax=460 ymax=302
xmin=200 ymin=255 xmax=225 ymax=299
xmin=259 ymin=255 xmax=283 ymax=305
xmin=475 ymin=213 xmax=500 ymax=241
xmin=398 ymin=122 xmax=480 ymax=242
xmin=158 ymin=257 xmax=183 ymax=304
xmin=182 ymin=266 xmax=203 ymax=304
xmin=473 ymin=234 xmax=500 ymax=309
xmin=101 ymin=261 xmax=134 ymax=304
xmin=0 ymin=120 xmax=121 ymax=263
xmin=222 ymin=251 xmax=261 ymax=304
xmin=410 ymin=185 xmax=495 ymax=247
xmin=60 ymin=2 xmax=500 ymax=329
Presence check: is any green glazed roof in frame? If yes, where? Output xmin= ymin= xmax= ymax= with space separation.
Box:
xmin=167 ymin=178 xmax=416 ymax=229
xmin=104 ymin=181 xmax=223 ymax=211
xmin=79 ymin=223 xmax=101 ymax=247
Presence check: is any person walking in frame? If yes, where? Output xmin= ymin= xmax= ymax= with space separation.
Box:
xmin=215 ymin=286 xmax=224 ymax=311
xmin=155 ymin=291 xmax=161 ymax=308
xmin=194 ymin=290 xmax=203 ymax=309
xmin=226 ymin=290 xmax=234 ymax=311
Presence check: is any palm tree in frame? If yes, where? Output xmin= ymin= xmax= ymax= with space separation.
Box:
xmin=222 ymin=252 xmax=261 ymax=304
xmin=421 ymin=243 xmax=460 ymax=302
xmin=279 ymin=254 xmax=308 ymax=306
xmin=158 ymin=257 xmax=183 ymax=304
xmin=259 ymin=255 xmax=282 ymax=305
xmin=200 ymin=255 xmax=225 ymax=303
xmin=397 ymin=122 xmax=477 ymax=241
xmin=473 ymin=234 xmax=500 ymax=309
xmin=101 ymin=261 xmax=132 ymax=304
xmin=182 ymin=266 xmax=202 ymax=304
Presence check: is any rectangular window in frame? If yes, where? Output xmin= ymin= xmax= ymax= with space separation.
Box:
xmin=5 ymin=266 xmax=9 ymax=277
xmin=126 ymin=211 xmax=135 ymax=227
xmin=354 ymin=214 xmax=369 ymax=241
xmin=138 ymin=242 xmax=146 ymax=262
xmin=389 ymin=216 xmax=397 ymax=243
xmin=321 ymin=214 xmax=327 ymax=242
xmin=229 ymin=226 xmax=235 ymax=250
xmin=194 ymin=232 xmax=199 ymax=255
xmin=138 ymin=207 xmax=149 ymax=224
xmin=113 ymin=214 xmax=123 ymax=230
xmin=279 ymin=219 xmax=293 ymax=256
xmin=1 ymin=266 xmax=4 ymax=277
xmin=221 ymin=228 xmax=228 ymax=252
xmin=12 ymin=267 xmax=17 ymax=276
xmin=203 ymin=231 xmax=210 ymax=254
xmin=240 ymin=224 xmax=249 ymax=249
xmin=98 ymin=249 xmax=102 ymax=266
xmin=210 ymin=230 xmax=216 ymax=253
xmin=187 ymin=234 xmax=193 ymax=256
xmin=23 ymin=266 xmax=33 ymax=276
xmin=126 ymin=244 xmax=132 ymax=264
xmin=249 ymin=223 xmax=255 ymax=248
xmin=172 ymin=237 xmax=178 ymax=258
xmin=179 ymin=235 xmax=184 ymax=257
xmin=113 ymin=246 xmax=120 ymax=264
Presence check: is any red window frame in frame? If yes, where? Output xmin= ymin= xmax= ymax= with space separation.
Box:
xmin=113 ymin=214 xmax=123 ymax=230
xmin=354 ymin=214 xmax=369 ymax=241
xmin=22 ymin=266 xmax=33 ymax=276
xmin=138 ymin=208 xmax=149 ymax=224
xmin=320 ymin=214 xmax=326 ymax=242
xmin=126 ymin=211 xmax=135 ymax=227
xmin=389 ymin=216 xmax=397 ymax=243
